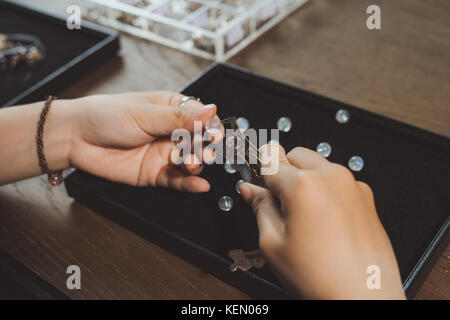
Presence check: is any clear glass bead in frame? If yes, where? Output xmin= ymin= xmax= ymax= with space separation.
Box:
xmin=235 ymin=179 xmax=244 ymax=194
xmin=336 ymin=109 xmax=350 ymax=124
xmin=348 ymin=156 xmax=364 ymax=172
xmin=224 ymin=161 xmax=236 ymax=174
xmin=218 ymin=196 xmax=233 ymax=212
xmin=316 ymin=142 xmax=332 ymax=158
xmin=236 ymin=117 xmax=249 ymax=131
xmin=277 ymin=117 xmax=292 ymax=132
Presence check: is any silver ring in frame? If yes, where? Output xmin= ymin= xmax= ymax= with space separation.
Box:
xmin=179 ymin=96 xmax=201 ymax=110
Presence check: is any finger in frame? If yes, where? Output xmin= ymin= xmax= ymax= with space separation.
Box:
xmin=239 ymin=182 xmax=285 ymax=252
xmin=286 ymin=146 xmax=329 ymax=170
xmin=259 ymin=143 xmax=289 ymax=176
xmin=182 ymin=153 xmax=204 ymax=176
xmin=156 ymin=166 xmax=210 ymax=193
xmin=168 ymin=143 xmax=204 ymax=175
xmin=132 ymin=103 xmax=217 ymax=136
xmin=263 ymin=162 xmax=300 ymax=202
xmin=148 ymin=91 xmax=217 ymax=129
xmin=257 ymin=144 xmax=299 ymax=200
xmin=152 ymin=92 xmax=222 ymax=130
xmin=202 ymin=146 xmax=217 ymax=165
xmin=169 ymin=131 xmax=189 ymax=167
xmin=205 ymin=117 xmax=225 ymax=143
xmin=143 ymin=91 xmax=201 ymax=109
xmin=117 ymin=91 xmax=205 ymax=111
xmin=357 ymin=181 xmax=375 ymax=204
xmin=170 ymin=129 xmax=214 ymax=172
xmin=173 ymin=129 xmax=205 ymax=174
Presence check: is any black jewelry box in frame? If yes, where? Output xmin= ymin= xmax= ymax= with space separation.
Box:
xmin=65 ymin=63 xmax=450 ymax=299
xmin=0 ymin=0 xmax=119 ymax=107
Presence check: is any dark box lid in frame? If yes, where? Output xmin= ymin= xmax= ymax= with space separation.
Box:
xmin=65 ymin=63 xmax=450 ymax=299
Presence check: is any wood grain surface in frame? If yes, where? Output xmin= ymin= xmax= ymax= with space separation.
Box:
xmin=0 ymin=0 xmax=448 ymax=299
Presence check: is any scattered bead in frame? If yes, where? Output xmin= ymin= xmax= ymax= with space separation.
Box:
xmin=316 ymin=142 xmax=332 ymax=158
xmin=218 ymin=196 xmax=233 ymax=212
xmin=348 ymin=156 xmax=364 ymax=172
xmin=277 ymin=117 xmax=292 ymax=132
xmin=224 ymin=161 xmax=236 ymax=174
xmin=336 ymin=109 xmax=350 ymax=124
xmin=235 ymin=179 xmax=244 ymax=194
xmin=236 ymin=117 xmax=249 ymax=131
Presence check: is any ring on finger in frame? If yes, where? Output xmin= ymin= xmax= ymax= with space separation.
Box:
xmin=179 ymin=96 xmax=201 ymax=110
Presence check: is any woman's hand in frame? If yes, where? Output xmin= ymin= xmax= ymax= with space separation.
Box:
xmin=239 ymin=144 xmax=406 ymax=300
xmin=62 ymin=91 xmax=216 ymax=192
xmin=34 ymin=91 xmax=217 ymax=192
xmin=0 ymin=91 xmax=215 ymax=190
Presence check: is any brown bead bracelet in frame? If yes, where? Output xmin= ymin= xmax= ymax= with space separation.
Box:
xmin=36 ymin=96 xmax=63 ymax=186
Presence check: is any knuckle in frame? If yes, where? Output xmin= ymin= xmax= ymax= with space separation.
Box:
xmin=251 ymin=190 xmax=271 ymax=213
xmin=287 ymin=146 xmax=304 ymax=159
xmin=330 ymin=163 xmax=354 ymax=180
xmin=284 ymin=171 xmax=320 ymax=202
xmin=357 ymin=181 xmax=373 ymax=196
xmin=295 ymin=170 xmax=320 ymax=185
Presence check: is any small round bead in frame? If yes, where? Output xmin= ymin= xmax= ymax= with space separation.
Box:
xmin=235 ymin=179 xmax=244 ymax=194
xmin=336 ymin=109 xmax=350 ymax=124
xmin=277 ymin=117 xmax=292 ymax=132
xmin=224 ymin=161 xmax=236 ymax=174
xmin=218 ymin=196 xmax=233 ymax=212
xmin=236 ymin=117 xmax=249 ymax=131
xmin=348 ymin=156 xmax=364 ymax=172
xmin=316 ymin=142 xmax=332 ymax=158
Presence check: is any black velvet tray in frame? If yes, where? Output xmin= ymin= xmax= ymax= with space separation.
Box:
xmin=65 ymin=63 xmax=450 ymax=299
xmin=0 ymin=0 xmax=119 ymax=107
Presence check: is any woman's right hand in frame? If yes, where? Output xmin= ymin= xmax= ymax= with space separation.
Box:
xmin=239 ymin=144 xmax=406 ymax=300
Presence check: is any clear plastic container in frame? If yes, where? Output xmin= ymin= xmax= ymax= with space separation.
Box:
xmin=85 ymin=0 xmax=309 ymax=61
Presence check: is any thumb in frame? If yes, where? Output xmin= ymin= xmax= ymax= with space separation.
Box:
xmin=239 ymin=182 xmax=285 ymax=253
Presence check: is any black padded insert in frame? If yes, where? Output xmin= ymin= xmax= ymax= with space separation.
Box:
xmin=66 ymin=64 xmax=450 ymax=298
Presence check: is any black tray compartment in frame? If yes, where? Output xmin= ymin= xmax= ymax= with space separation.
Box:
xmin=65 ymin=63 xmax=450 ymax=299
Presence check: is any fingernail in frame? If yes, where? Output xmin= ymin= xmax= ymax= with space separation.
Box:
xmin=193 ymin=104 xmax=216 ymax=120
xmin=239 ymin=182 xmax=252 ymax=202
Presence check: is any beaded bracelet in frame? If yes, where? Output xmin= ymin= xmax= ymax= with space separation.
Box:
xmin=36 ymin=96 xmax=63 ymax=186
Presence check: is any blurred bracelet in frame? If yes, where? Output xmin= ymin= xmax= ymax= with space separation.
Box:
xmin=0 ymin=33 xmax=45 ymax=70
xmin=36 ymin=96 xmax=63 ymax=186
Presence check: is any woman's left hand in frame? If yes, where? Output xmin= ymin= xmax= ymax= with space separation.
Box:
xmin=62 ymin=91 xmax=217 ymax=192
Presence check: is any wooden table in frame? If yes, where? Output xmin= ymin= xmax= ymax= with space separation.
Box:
xmin=0 ymin=0 xmax=448 ymax=299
